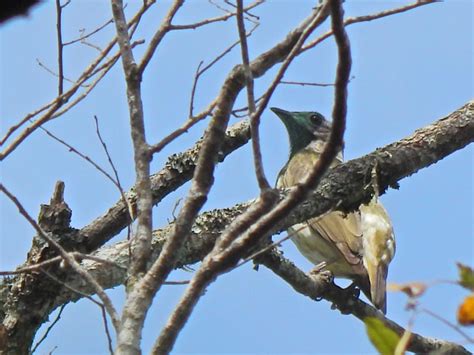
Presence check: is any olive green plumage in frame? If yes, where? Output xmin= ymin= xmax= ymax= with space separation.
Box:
xmin=272 ymin=107 xmax=395 ymax=314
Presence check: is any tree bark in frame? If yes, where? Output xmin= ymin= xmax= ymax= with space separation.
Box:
xmin=0 ymin=101 xmax=472 ymax=354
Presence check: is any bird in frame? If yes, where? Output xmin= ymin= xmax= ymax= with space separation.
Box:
xmin=272 ymin=107 xmax=396 ymax=313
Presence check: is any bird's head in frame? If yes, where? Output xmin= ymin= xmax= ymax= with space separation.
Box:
xmin=271 ymin=107 xmax=333 ymax=157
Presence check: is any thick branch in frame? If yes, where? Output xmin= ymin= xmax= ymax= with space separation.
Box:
xmin=44 ymin=100 xmax=472 ymax=351
xmin=79 ymin=120 xmax=251 ymax=251
xmin=48 ymin=100 xmax=474 ymax=303
xmin=77 ymin=3 xmax=331 ymax=253
xmin=257 ymin=250 xmax=471 ymax=355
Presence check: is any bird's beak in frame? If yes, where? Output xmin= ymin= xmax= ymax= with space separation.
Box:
xmin=270 ymin=107 xmax=293 ymax=125
xmin=270 ymin=107 xmax=290 ymax=118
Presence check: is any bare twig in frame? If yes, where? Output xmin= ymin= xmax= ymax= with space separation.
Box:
xmin=236 ymin=0 xmax=269 ymax=190
xmin=280 ymin=80 xmax=335 ymax=87
xmin=170 ymin=0 xmax=263 ymax=30
xmin=1 ymin=1 xmax=152 ymax=160
xmin=38 ymin=125 xmax=122 ymax=190
xmin=93 ymin=115 xmax=135 ymax=232
xmin=188 ymin=21 xmax=259 ymax=118
xmin=64 ymin=18 xmax=114 ymax=46
xmin=0 ymin=184 xmax=121 ymax=331
xmin=31 ymin=305 xmax=66 ymax=353
xmin=51 ymin=40 xmax=144 ymax=119
xmin=188 ymin=61 xmax=204 ymax=118
xmin=55 ymin=0 xmax=65 ymax=95
xmin=421 ymin=307 xmax=474 ymax=344
xmin=223 ymin=0 xmax=261 ymax=22
xmin=0 ymin=102 xmax=54 ymax=146
xmin=137 ymin=0 xmax=184 ymax=75
xmin=0 ymin=252 xmax=125 ymax=276
xmin=149 ymin=100 xmax=217 ymax=155
xmin=39 ymin=268 xmax=114 ymax=354
xmin=36 ymin=59 xmax=83 ymax=86
xmin=152 ymin=3 xmax=332 ymax=353
xmin=231 ymin=95 xmax=264 ymax=117
xmin=301 ymin=0 xmax=437 ymax=52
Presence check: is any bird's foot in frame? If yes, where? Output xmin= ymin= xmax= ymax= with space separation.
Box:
xmin=344 ymin=282 xmax=361 ymax=300
xmin=307 ymin=265 xmax=334 ymax=302
xmin=309 ymin=262 xmax=333 ymax=285
xmin=309 ymin=269 xmax=333 ymax=283
xmin=309 ymin=261 xmax=328 ymax=275
xmin=330 ymin=282 xmax=361 ymax=314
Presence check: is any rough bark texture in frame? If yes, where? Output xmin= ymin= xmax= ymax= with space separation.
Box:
xmin=0 ymin=101 xmax=472 ymax=354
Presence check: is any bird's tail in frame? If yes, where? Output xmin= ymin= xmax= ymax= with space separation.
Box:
xmin=366 ymin=263 xmax=388 ymax=314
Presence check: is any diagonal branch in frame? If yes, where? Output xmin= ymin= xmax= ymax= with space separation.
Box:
xmin=152 ymin=2 xmax=333 ymax=352
xmin=257 ymin=249 xmax=471 ymax=354
xmin=0 ymin=184 xmax=121 ymax=331
xmin=25 ymin=100 xmax=473 ymax=354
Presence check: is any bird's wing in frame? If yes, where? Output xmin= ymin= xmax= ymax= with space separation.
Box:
xmin=307 ymin=211 xmax=364 ymax=268
xmin=277 ymin=148 xmax=365 ymax=274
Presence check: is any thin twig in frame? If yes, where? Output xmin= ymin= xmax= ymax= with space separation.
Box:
xmin=99 ymin=301 xmax=115 ymax=355
xmin=421 ymin=307 xmax=474 ymax=344
xmin=0 ymin=101 xmax=54 ymax=146
xmin=149 ymin=16 xmax=259 ymax=155
xmin=138 ymin=0 xmax=185 ymax=75
xmin=64 ymin=18 xmax=114 ymax=46
xmin=1 ymin=1 xmax=152 ymax=160
xmin=301 ymin=0 xmax=437 ymax=53
xmin=55 ymin=0 xmax=64 ymax=95
xmin=51 ymin=40 xmax=144 ymax=120
xmin=149 ymin=100 xmax=217 ymax=155
xmin=31 ymin=305 xmax=66 ymax=353
xmin=38 ymin=125 xmax=121 ymax=189
xmin=231 ymin=95 xmax=264 ymax=117
xmin=36 ymin=59 xmax=83 ymax=86
xmin=170 ymin=0 xmax=263 ymax=30
xmin=187 ymin=21 xmax=259 ymax=118
xmin=236 ymin=0 xmax=269 ymax=190
xmin=280 ymin=80 xmax=335 ymax=87
xmin=152 ymin=3 xmax=332 ymax=353
xmin=39 ymin=268 xmax=114 ymax=354
xmin=93 ymin=115 xmax=135 ymax=235
xmin=189 ymin=61 xmax=204 ymax=118
xmin=0 ymin=252 xmax=127 ymax=276
xmin=223 ymin=0 xmax=261 ymax=22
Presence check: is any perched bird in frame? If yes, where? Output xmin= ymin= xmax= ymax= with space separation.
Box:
xmin=272 ymin=107 xmax=395 ymax=313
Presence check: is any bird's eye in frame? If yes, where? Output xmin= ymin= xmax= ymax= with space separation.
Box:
xmin=310 ymin=114 xmax=322 ymax=125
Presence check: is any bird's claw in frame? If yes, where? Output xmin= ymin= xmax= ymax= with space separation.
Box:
xmin=344 ymin=282 xmax=361 ymax=300
xmin=309 ymin=262 xmax=333 ymax=284
xmin=329 ymin=283 xmax=362 ymax=315
xmin=309 ymin=261 xmax=328 ymax=274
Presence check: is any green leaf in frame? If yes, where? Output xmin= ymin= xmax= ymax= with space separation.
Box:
xmin=457 ymin=263 xmax=474 ymax=291
xmin=365 ymin=317 xmax=401 ymax=355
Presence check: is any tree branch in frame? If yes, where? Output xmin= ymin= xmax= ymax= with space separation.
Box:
xmin=46 ymin=100 xmax=473 ymax=355
xmin=256 ymin=249 xmax=471 ymax=354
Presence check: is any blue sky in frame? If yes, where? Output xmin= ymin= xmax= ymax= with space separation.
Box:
xmin=1 ymin=0 xmax=473 ymax=354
